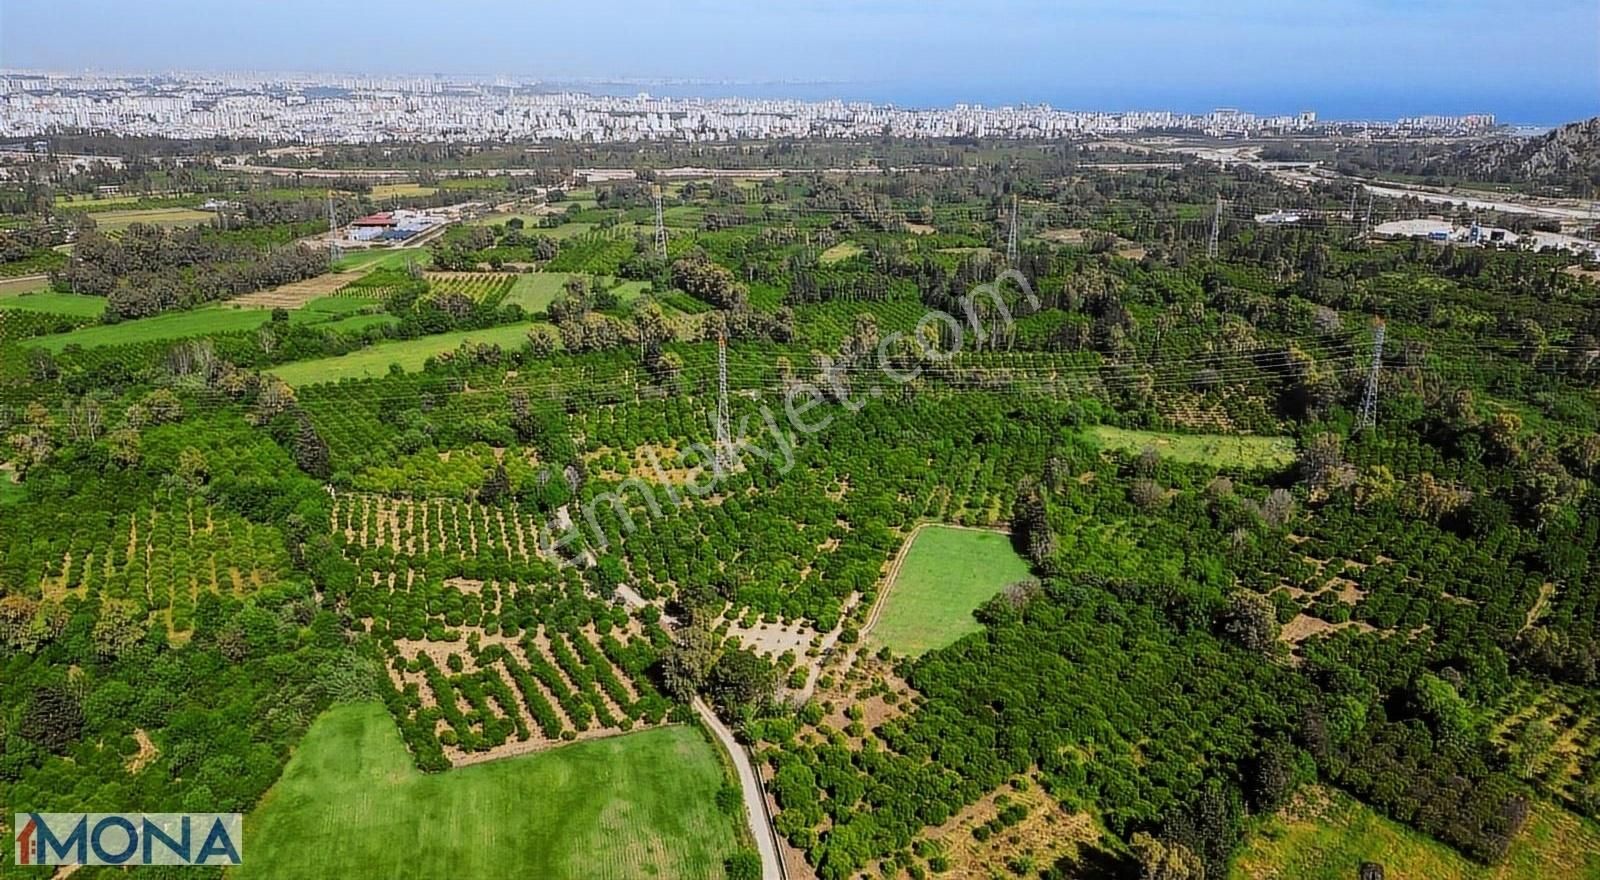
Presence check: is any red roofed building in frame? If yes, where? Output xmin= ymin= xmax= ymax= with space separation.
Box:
xmin=352 ymin=212 xmax=396 ymax=228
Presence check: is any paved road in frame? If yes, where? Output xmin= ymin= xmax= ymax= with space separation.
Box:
xmin=693 ymin=697 xmax=784 ymax=880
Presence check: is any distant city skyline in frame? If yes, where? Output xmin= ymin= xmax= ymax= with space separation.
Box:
xmin=3 ymin=0 xmax=1597 ymax=124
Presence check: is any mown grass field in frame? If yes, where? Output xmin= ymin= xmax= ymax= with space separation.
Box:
xmin=268 ymin=321 xmax=541 ymax=385
xmin=233 ymin=702 xmax=739 ymax=880
xmin=1083 ymin=425 xmax=1297 ymax=469
xmin=1232 ymin=786 xmax=1600 ymax=880
xmin=869 ymin=525 xmax=1034 ymax=656
xmin=0 ymin=290 xmax=107 ymax=317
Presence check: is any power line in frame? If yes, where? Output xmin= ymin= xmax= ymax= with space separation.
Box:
xmin=652 ymin=183 xmax=667 ymax=260
xmin=1356 ymin=320 xmax=1386 ymax=432
xmin=1208 ymin=195 xmax=1223 ymax=259
xmin=1005 ymin=194 xmax=1019 ymax=269
xmin=714 ymin=332 xmax=733 ymax=471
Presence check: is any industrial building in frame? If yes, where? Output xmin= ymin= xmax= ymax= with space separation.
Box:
xmin=345 ymin=209 xmax=444 ymax=243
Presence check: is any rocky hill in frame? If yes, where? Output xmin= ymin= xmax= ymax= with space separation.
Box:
xmin=1439 ymin=117 xmax=1600 ymax=187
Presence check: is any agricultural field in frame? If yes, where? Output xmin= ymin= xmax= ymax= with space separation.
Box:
xmin=231 ymin=272 xmax=360 ymax=309
xmin=867 ymin=525 xmax=1034 ymax=656
xmin=1083 ymin=425 xmax=1298 ymax=469
xmin=1486 ymin=682 xmax=1600 ymax=812
xmin=424 ymin=272 xmax=516 ymax=302
xmin=370 ymin=182 xmax=439 ymax=199
xmin=22 ymin=299 xmax=379 ymax=351
xmin=329 ymin=489 xmax=676 ymax=765
xmin=333 ymin=248 xmax=433 ymax=272
xmin=0 ymin=290 xmax=108 ymax=317
xmin=237 ymin=702 xmax=741 ymax=880
xmin=266 ymin=321 xmax=542 ymax=385
xmin=90 ymin=206 xmax=216 ymax=234
xmin=0 ymin=275 xmax=50 ymax=296
xmin=9 ymin=141 xmax=1600 ymax=880
xmin=1232 ymin=786 xmax=1600 ymax=880
xmin=17 ymin=495 xmax=289 ymax=637
xmin=504 ymin=272 xmax=580 ymax=313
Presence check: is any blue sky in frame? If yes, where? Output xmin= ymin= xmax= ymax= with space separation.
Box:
xmin=3 ymin=0 xmax=1596 ymax=122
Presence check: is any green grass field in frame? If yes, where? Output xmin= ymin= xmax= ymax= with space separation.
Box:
xmin=268 ymin=321 xmax=542 ymax=385
xmin=24 ymin=306 xmax=272 ymax=351
xmin=869 ymin=525 xmax=1034 ymax=656
xmin=610 ymin=280 xmax=651 ymax=306
xmin=0 ymin=291 xmax=107 ymax=317
xmin=1232 ymin=786 xmax=1600 ymax=880
xmin=1083 ymin=425 xmax=1297 ymax=470
xmin=503 ymin=274 xmax=651 ymax=315
xmin=234 ymin=702 xmax=739 ymax=880
xmin=333 ymin=249 xmax=433 ymax=272
xmin=505 ymin=272 xmax=580 ymax=313
xmin=24 ymin=298 xmax=387 ymax=352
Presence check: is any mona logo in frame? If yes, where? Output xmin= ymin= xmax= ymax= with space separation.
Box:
xmin=14 ymin=813 xmax=242 ymax=867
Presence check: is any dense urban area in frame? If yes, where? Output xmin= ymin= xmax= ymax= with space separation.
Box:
xmin=2 ymin=61 xmax=1600 ymax=880
xmin=1 ymin=71 xmax=1502 ymax=143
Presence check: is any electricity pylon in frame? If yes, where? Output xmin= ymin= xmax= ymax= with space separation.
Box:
xmin=1005 ymin=194 xmax=1019 ymax=268
xmin=326 ymin=190 xmax=341 ymax=265
xmin=1357 ymin=320 xmax=1386 ymax=431
xmin=652 ymin=183 xmax=668 ymax=260
xmin=1207 ymin=194 xmax=1223 ymax=259
xmin=715 ymin=333 xmax=734 ymax=471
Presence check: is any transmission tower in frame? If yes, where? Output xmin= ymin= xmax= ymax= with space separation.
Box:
xmin=325 ymin=190 xmax=341 ymax=265
xmin=1362 ymin=192 xmax=1374 ymax=237
xmin=1005 ymin=194 xmax=1019 ymax=268
xmin=1207 ymin=194 xmax=1223 ymax=259
xmin=714 ymin=333 xmax=734 ymax=471
xmin=1357 ymin=320 xmax=1386 ymax=431
xmin=652 ymin=183 xmax=668 ymax=260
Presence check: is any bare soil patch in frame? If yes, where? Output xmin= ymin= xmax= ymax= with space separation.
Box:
xmin=232 ymin=273 xmax=352 ymax=309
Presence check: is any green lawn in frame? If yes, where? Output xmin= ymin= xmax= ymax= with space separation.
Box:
xmin=1232 ymin=786 xmax=1600 ymax=880
xmin=869 ymin=525 xmax=1034 ymax=656
xmin=268 ymin=321 xmax=542 ymax=385
xmin=1083 ymin=425 xmax=1297 ymax=470
xmin=234 ymin=702 xmax=739 ymax=880
xmin=0 ymin=291 xmax=108 ymax=317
